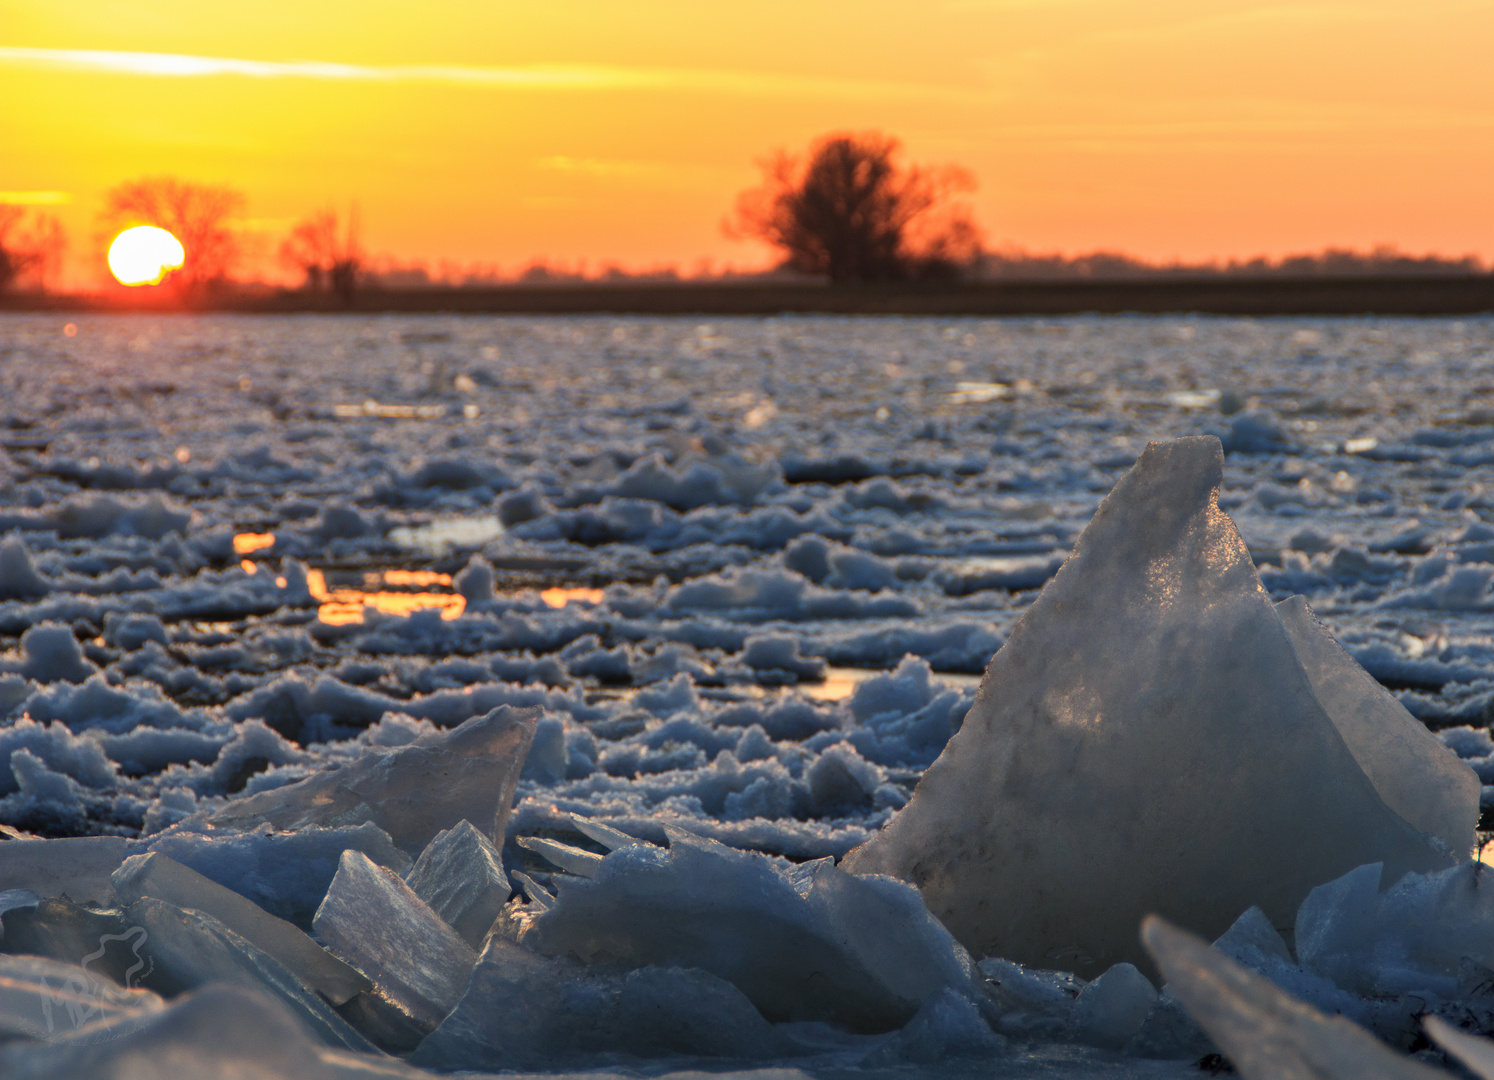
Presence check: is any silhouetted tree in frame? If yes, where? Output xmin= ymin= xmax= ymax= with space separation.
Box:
xmin=280 ymin=207 xmax=363 ymax=303
xmin=0 ymin=207 xmax=68 ymax=293
xmin=99 ymin=177 xmax=246 ymax=291
xmin=730 ymin=132 xmax=982 ymax=284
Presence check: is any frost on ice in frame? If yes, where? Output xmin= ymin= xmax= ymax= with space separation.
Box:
xmin=845 ymin=436 xmax=1478 ymax=977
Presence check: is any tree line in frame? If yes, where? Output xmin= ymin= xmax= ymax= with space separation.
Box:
xmin=2 ymin=132 xmax=1486 ymax=295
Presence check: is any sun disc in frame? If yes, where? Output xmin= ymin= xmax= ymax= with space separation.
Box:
xmin=108 ymin=226 xmax=185 ymax=287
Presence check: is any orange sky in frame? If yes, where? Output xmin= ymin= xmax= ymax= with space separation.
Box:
xmin=3 ymin=0 xmax=1493 ymax=285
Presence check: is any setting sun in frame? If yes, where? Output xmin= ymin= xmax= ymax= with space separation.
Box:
xmin=107 ymin=225 xmax=184 ymax=286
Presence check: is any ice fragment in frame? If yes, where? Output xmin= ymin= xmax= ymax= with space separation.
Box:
xmin=206 ymin=705 xmax=536 ymax=855
xmin=111 ymin=852 xmax=371 ymax=1005
xmin=0 ymin=837 xmax=128 ymax=906
xmin=410 ymin=935 xmax=794 ymax=1070
xmin=517 ymin=836 xmax=603 ymax=878
xmin=1141 ymin=914 xmax=1442 ymax=1079
xmin=404 ymin=820 xmax=509 ymax=948
xmin=845 ymin=437 xmax=1468 ymax=977
xmin=521 ymin=824 xmax=980 ymax=1032
xmin=313 ymin=849 xmax=476 ymax=1031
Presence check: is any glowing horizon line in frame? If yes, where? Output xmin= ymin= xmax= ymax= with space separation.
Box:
xmin=0 ymin=46 xmax=960 ymax=101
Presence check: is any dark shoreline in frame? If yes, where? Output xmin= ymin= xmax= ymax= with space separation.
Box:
xmin=5 ymin=274 xmax=1494 ymax=317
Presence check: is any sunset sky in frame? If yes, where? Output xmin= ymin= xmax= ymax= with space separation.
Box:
xmin=3 ymin=0 xmax=1493 ymax=285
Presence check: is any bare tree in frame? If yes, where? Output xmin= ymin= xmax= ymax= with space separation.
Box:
xmin=729 ymin=132 xmax=982 ymax=284
xmin=99 ymin=177 xmax=246 ymax=291
xmin=0 ymin=207 xmax=68 ymax=293
xmin=279 ymin=207 xmax=362 ymax=303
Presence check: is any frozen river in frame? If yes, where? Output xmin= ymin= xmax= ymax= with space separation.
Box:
xmin=3 ymin=312 xmax=1494 ymax=1077
xmin=1 ymin=313 xmax=1493 ymax=849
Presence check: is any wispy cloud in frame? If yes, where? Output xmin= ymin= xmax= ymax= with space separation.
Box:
xmin=534 ymin=156 xmax=663 ymax=178
xmin=0 ymin=46 xmax=958 ymax=101
xmin=0 ymin=191 xmax=71 ymax=205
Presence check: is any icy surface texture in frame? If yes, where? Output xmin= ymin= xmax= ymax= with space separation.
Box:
xmin=143 ymin=821 xmax=410 ymax=929
xmin=1275 ymin=596 xmax=1479 ymax=853
xmin=1295 ymin=860 xmax=1494 ymax=1000
xmin=314 ymin=849 xmax=476 ymax=1030
xmin=412 ymin=935 xmax=795 ymax=1069
xmin=1141 ymin=914 xmax=1443 ymax=1080
xmin=0 ymin=983 xmax=428 ymax=1080
xmin=6 ymin=315 xmax=1494 ymax=1074
xmin=124 ymin=897 xmax=375 ymax=1051
xmin=0 ymin=837 xmax=128 ymax=905
xmin=520 ymin=822 xmax=981 ymax=1032
xmin=207 ymin=705 xmax=536 ymax=855
xmin=404 ymin=819 xmax=510 ymax=947
xmin=845 ymin=436 xmax=1469 ymax=977
xmin=0 ymin=953 xmax=163 ymax=1042
xmin=110 ymin=851 xmax=371 ymax=1004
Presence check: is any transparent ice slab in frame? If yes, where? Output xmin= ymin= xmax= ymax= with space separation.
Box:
xmin=314 ymin=849 xmax=476 ymax=1031
xmin=206 ymin=705 xmax=536 ymax=856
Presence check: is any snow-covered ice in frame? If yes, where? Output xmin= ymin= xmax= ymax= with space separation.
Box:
xmin=2 ymin=312 xmax=1494 ymax=1077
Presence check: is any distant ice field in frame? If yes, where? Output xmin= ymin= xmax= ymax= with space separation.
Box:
xmin=2 ymin=312 xmax=1494 ymax=857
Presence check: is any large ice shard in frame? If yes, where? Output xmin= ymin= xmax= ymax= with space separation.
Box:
xmin=520 ymin=823 xmax=982 ymax=1033
xmin=1141 ymin=914 xmax=1441 ymax=1080
xmin=410 ymin=936 xmax=795 ymax=1070
xmin=206 ymin=705 xmax=536 ymax=855
xmin=110 ymin=852 xmax=371 ymax=1005
xmin=313 ymin=849 xmax=476 ymax=1031
xmin=404 ymin=820 xmax=510 ymax=948
xmin=845 ymin=437 xmax=1473 ymax=977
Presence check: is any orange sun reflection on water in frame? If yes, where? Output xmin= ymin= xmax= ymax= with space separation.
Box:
xmin=308 ymin=568 xmax=466 ymax=626
xmin=233 ymin=532 xmax=276 ymax=556
xmin=234 ymin=529 xmax=608 ymax=624
xmin=541 ymin=587 xmax=606 ymax=609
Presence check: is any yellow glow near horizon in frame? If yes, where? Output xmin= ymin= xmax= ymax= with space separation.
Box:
xmin=5 ymin=0 xmax=1494 ymax=285
xmin=106 ymin=226 xmax=184 ymax=286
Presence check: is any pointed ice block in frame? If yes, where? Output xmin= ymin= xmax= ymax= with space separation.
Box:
xmin=405 ymin=820 xmax=510 ymax=948
xmin=110 ymin=852 xmax=370 ymax=1005
xmin=206 ymin=705 xmax=536 ymax=855
xmin=1141 ymin=915 xmax=1441 ymax=1080
xmin=844 ymin=437 xmax=1467 ymax=978
xmin=313 ymin=849 xmax=476 ymax=1031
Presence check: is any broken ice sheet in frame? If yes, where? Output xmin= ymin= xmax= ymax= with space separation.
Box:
xmin=0 ymin=983 xmax=425 ymax=1080
xmin=0 ymin=837 xmax=129 ymax=906
xmin=206 ymin=705 xmax=536 ymax=856
xmin=404 ymin=820 xmax=510 ymax=948
xmin=0 ymin=953 xmax=163 ymax=1042
xmin=119 ymin=897 xmax=377 ymax=1052
xmin=1141 ymin=914 xmax=1443 ymax=1080
xmin=410 ymin=935 xmax=795 ymax=1071
xmin=110 ymin=851 xmax=370 ymax=1005
xmin=314 ymin=849 xmax=476 ymax=1031
xmin=845 ymin=436 xmax=1473 ymax=978
xmin=520 ymin=823 xmax=982 ymax=1033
